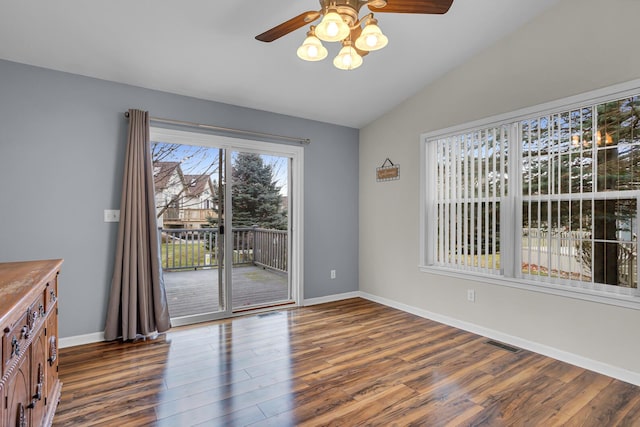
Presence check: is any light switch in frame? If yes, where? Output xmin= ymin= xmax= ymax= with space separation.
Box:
xmin=104 ymin=209 xmax=120 ymax=222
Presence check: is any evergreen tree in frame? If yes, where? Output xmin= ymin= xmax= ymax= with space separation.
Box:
xmin=230 ymin=153 xmax=287 ymax=229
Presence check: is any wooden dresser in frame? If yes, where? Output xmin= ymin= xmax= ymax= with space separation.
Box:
xmin=0 ymin=260 xmax=62 ymax=427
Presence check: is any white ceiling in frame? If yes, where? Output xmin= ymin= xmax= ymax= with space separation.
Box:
xmin=0 ymin=0 xmax=561 ymax=128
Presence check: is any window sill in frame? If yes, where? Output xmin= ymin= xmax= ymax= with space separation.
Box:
xmin=419 ymin=265 xmax=640 ymax=310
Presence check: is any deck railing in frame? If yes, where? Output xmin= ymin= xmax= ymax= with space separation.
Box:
xmin=160 ymin=227 xmax=287 ymax=273
xmin=253 ymin=228 xmax=288 ymax=273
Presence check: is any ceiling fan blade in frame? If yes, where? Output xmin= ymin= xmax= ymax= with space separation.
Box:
xmin=369 ymin=0 xmax=454 ymax=14
xmin=255 ymin=11 xmax=322 ymax=42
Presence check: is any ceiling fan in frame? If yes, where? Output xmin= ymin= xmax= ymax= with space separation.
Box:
xmin=256 ymin=0 xmax=454 ymax=70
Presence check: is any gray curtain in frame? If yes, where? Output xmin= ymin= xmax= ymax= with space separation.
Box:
xmin=104 ymin=109 xmax=171 ymax=341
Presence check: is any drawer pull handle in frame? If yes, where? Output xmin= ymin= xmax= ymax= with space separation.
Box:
xmin=33 ymin=386 xmax=42 ymax=401
xmin=27 ymin=398 xmax=36 ymax=409
xmin=28 ymin=362 xmax=45 ymax=411
xmin=48 ymin=336 xmax=58 ymax=366
xmin=11 ymin=336 xmax=20 ymax=357
xmin=17 ymin=402 xmax=27 ymax=427
xmin=33 ymin=363 xmax=44 ymax=400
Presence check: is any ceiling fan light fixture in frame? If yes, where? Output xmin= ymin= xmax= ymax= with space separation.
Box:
xmin=368 ymin=0 xmax=387 ymax=8
xmin=296 ymin=30 xmax=328 ymax=61
xmin=333 ymin=41 xmax=363 ymax=71
xmin=315 ymin=9 xmax=350 ymax=42
xmin=355 ymin=18 xmax=388 ymax=51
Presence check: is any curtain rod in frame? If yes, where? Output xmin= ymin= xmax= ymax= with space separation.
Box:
xmin=124 ymin=112 xmax=310 ymax=145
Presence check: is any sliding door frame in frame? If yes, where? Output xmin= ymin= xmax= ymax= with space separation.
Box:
xmin=150 ymin=126 xmax=305 ymax=321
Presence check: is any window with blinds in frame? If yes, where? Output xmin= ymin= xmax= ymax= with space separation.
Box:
xmin=521 ymin=98 xmax=640 ymax=292
xmin=433 ymin=126 xmax=509 ymax=274
xmin=422 ymin=88 xmax=640 ymax=303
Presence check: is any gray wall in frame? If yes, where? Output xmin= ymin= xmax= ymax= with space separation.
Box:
xmin=0 ymin=59 xmax=359 ymax=338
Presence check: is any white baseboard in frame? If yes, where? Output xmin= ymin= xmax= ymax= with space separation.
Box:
xmin=59 ymin=332 xmax=104 ymax=349
xmin=57 ymin=291 xmax=362 ymax=347
xmin=56 ymin=292 xmax=361 ymax=347
xmin=303 ymin=291 xmax=361 ymax=306
xmin=359 ymin=291 xmax=640 ymax=387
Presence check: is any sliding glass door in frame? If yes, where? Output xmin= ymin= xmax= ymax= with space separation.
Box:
xmin=230 ymin=150 xmax=293 ymax=311
xmin=150 ymin=127 xmax=303 ymax=326
xmin=150 ymin=139 xmax=227 ymax=325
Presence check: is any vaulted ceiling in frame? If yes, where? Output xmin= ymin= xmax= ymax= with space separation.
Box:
xmin=0 ymin=0 xmax=561 ymax=128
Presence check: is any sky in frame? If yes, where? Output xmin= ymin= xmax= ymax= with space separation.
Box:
xmin=151 ymin=141 xmax=289 ymax=194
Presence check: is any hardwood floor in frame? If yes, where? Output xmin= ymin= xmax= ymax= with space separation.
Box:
xmin=53 ymin=298 xmax=640 ymax=426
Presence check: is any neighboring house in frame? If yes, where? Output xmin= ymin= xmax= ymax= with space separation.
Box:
xmin=153 ymin=162 xmax=216 ymax=229
xmin=182 ymin=174 xmax=216 ymax=227
xmin=153 ymin=162 xmax=184 ymax=227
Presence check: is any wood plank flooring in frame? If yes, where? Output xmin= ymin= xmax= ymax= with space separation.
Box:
xmin=53 ymin=298 xmax=640 ymax=426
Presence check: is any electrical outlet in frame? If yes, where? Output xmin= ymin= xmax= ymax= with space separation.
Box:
xmin=104 ymin=209 xmax=120 ymax=222
xmin=330 ymin=269 xmax=336 ymax=279
xmin=467 ymin=289 xmax=475 ymax=302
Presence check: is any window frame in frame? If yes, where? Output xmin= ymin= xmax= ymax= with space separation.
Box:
xmin=420 ymin=78 xmax=640 ymax=310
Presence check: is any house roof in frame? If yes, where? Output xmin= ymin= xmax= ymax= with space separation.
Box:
xmin=183 ymin=174 xmax=212 ymax=197
xmin=153 ymin=162 xmax=182 ymax=190
xmin=153 ymin=162 xmax=212 ymax=197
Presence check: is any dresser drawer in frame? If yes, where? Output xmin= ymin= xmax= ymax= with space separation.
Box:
xmin=2 ymin=292 xmax=45 ymax=370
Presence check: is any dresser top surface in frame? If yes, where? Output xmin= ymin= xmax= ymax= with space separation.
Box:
xmin=0 ymin=259 xmax=63 ymax=321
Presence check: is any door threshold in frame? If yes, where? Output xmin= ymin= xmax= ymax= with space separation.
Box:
xmin=232 ymin=300 xmax=296 ymax=314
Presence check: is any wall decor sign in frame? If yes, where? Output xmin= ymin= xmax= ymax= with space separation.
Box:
xmin=376 ymin=158 xmax=400 ymax=182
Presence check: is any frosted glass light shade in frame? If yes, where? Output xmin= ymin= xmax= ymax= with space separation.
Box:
xmin=315 ymin=11 xmax=350 ymax=42
xmin=333 ymin=43 xmax=363 ymax=70
xmin=355 ymin=21 xmax=388 ymax=51
xmin=297 ymin=35 xmax=328 ymax=61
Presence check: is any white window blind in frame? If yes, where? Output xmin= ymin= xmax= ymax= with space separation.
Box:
xmin=422 ymin=86 xmax=640 ymax=305
xmin=521 ymin=99 xmax=640 ymax=292
xmin=433 ymin=126 xmax=509 ymax=274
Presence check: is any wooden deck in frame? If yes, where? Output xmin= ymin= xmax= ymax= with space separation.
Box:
xmin=164 ymin=265 xmax=289 ymax=317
